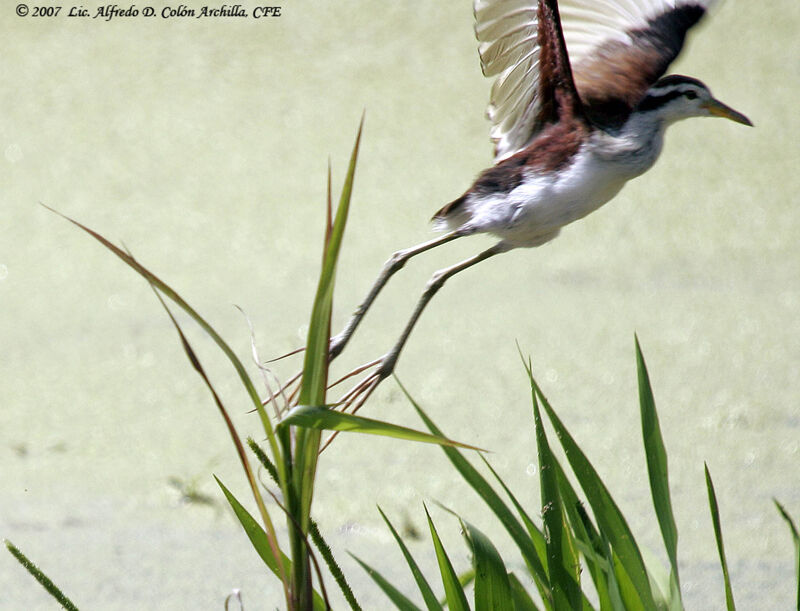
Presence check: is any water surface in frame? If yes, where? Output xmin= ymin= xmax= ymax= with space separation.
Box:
xmin=2 ymin=2 xmax=799 ymax=608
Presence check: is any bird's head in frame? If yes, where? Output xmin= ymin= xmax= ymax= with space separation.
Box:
xmin=636 ymin=75 xmax=752 ymax=127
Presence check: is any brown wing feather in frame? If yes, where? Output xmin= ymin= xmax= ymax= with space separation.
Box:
xmin=574 ymin=5 xmax=707 ymax=128
xmin=535 ymin=0 xmax=586 ymax=126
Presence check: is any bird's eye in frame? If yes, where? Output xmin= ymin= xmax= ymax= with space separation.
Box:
xmin=685 ymin=90 xmax=698 ymax=100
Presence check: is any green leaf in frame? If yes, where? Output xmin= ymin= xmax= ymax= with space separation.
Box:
xmin=552 ymin=460 xmax=613 ymax=611
xmin=290 ymin=121 xmax=364 ymax=608
xmin=4 ymin=539 xmax=80 ymax=611
xmin=609 ymin=548 xmax=643 ymax=611
xmin=773 ymin=499 xmax=800 ymax=611
xmin=42 ymin=205 xmax=281 ymax=466
xmin=397 ymin=378 xmax=553 ymax=609
xmin=248 ymin=438 xmax=361 ymax=610
xmin=481 ymin=457 xmax=548 ymax=566
xmin=298 ymin=116 xmax=362 ymax=407
xmin=584 ymin=529 xmax=624 ymax=611
xmin=481 ymin=455 xmax=564 ymax=609
xmin=280 ymin=405 xmax=482 ymax=450
xmin=350 ymin=554 xmax=422 ymax=611
xmin=458 ymin=568 xmax=477 ymax=589
xmin=462 ymin=520 xmax=513 ymax=611
xmin=640 ymin=546 xmax=681 ymax=611
xmin=508 ymin=573 xmax=541 ymax=611
xmin=532 ymin=391 xmax=582 ymax=610
xmin=45 ymin=207 xmax=287 ymax=580
xmin=425 ymin=506 xmax=470 ymax=611
xmin=635 ymin=337 xmax=680 ymax=599
xmin=215 ymin=477 xmax=285 ymax=575
xmin=525 ymin=365 xmax=656 ymax=610
xmin=705 ymin=464 xmax=736 ymax=611
xmin=149 ymin=284 xmax=284 ymax=588
xmin=378 ymin=507 xmax=442 ymax=611
xmin=215 ymin=477 xmax=328 ymax=611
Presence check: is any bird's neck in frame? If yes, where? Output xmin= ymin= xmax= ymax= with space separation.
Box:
xmin=591 ymin=111 xmax=668 ymax=177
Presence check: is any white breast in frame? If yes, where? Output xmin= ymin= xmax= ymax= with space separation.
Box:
xmin=462 ymin=145 xmax=635 ymax=248
xmin=446 ymin=119 xmax=666 ymax=249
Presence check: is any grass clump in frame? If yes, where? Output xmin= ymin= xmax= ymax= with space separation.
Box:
xmin=7 ymin=123 xmax=798 ymax=609
xmin=353 ymin=345 xmax=799 ymax=611
xmin=12 ymin=121 xmax=471 ymax=610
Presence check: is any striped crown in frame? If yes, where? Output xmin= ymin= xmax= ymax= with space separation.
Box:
xmin=636 ymin=75 xmax=710 ymax=113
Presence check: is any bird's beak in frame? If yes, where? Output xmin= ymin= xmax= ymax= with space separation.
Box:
xmin=704 ymin=98 xmax=753 ymax=126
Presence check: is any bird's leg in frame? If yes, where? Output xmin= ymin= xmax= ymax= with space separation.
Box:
xmin=265 ymin=230 xmax=469 ymax=412
xmin=339 ymin=241 xmax=510 ymax=410
xmin=328 ymin=228 xmax=468 ymax=361
xmin=372 ymin=241 xmax=510 ymax=380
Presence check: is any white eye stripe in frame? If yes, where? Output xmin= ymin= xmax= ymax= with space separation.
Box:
xmin=638 ymin=83 xmax=706 ymax=111
xmin=648 ymin=85 xmax=702 ymax=97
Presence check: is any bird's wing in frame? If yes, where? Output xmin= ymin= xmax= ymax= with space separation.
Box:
xmin=475 ymin=0 xmax=716 ymax=160
xmin=534 ymin=0 xmax=587 ymax=129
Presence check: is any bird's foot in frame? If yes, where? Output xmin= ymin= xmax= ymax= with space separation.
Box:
xmin=336 ymin=353 xmax=396 ymax=414
xmin=261 ymin=334 xmax=349 ymax=412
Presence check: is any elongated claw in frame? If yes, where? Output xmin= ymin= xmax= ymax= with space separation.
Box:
xmin=334 ymin=353 xmax=397 ymax=414
xmin=259 ymin=370 xmax=302 ymax=412
xmin=266 ymin=345 xmax=307 ymax=363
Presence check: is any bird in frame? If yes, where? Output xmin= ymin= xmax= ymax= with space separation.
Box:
xmin=298 ymin=0 xmax=752 ymax=409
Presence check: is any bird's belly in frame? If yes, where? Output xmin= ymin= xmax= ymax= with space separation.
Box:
xmin=479 ymin=150 xmax=631 ymax=247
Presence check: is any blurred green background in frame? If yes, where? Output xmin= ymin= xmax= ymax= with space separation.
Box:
xmin=2 ymin=1 xmax=799 ymax=608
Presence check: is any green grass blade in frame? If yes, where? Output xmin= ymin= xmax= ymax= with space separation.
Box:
xmin=532 ymin=391 xmax=582 ymax=610
xmin=525 ymin=369 xmax=656 ymax=610
xmin=46 ymin=208 xmax=290 ymax=594
xmin=588 ymin=530 xmax=626 ymax=611
xmin=4 ymin=540 xmax=80 ymax=611
xmin=458 ymin=568 xmax=477 ymax=590
xmin=43 ymin=205 xmax=282 ymax=474
xmin=610 ymin=549 xmax=642 ymax=611
xmin=293 ymin=120 xmax=364 ymax=578
xmin=298 ymin=115 xmax=362 ymax=407
xmin=396 ymin=377 xmax=552 ymax=607
xmin=480 ymin=454 xmax=559 ymax=606
xmin=149 ymin=285 xmax=286 ymax=591
xmin=425 ymin=505 xmax=470 ymax=611
xmin=214 ymin=478 xmax=329 ymax=611
xmin=480 ymin=456 xmax=548 ymax=564
xmin=290 ymin=121 xmax=363 ymax=607
xmin=378 ymin=507 xmax=442 ymax=611
xmin=280 ymin=405 xmax=483 ymax=450
xmin=462 ymin=520 xmax=514 ymax=611
xmin=551 ymin=459 xmax=613 ymax=611
xmin=705 ymin=464 xmax=736 ymax=611
xmin=508 ymin=573 xmax=541 ymax=611
xmin=774 ymin=499 xmax=800 ymax=544
xmin=639 ymin=547 xmax=681 ymax=611
xmin=773 ymin=499 xmax=800 ymax=610
xmin=215 ymin=477 xmax=286 ymax=576
xmin=635 ymin=337 xmax=680 ymax=596
xmin=580 ymin=527 xmax=621 ymax=611
xmin=543 ymin=398 xmax=653 ymax=611
xmin=247 ymin=439 xmax=361 ymax=610
xmin=519 ymin=352 xmax=653 ymax=610
xmin=350 ymin=554 xmax=423 ymax=611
